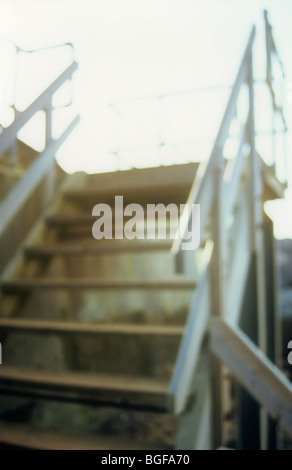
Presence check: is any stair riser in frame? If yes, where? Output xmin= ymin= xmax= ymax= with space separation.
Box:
xmin=0 ymin=400 xmax=179 ymax=449
xmin=1 ymin=290 xmax=190 ymax=324
xmin=25 ymin=243 xmax=173 ymax=258
xmin=2 ymin=333 xmax=180 ymax=379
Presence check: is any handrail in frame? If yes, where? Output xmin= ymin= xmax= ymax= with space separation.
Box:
xmin=0 ymin=60 xmax=78 ymax=156
xmin=0 ymin=45 xmax=79 ymax=238
xmin=0 ymin=35 xmax=75 ymax=113
xmin=172 ymin=26 xmax=256 ymax=255
xmin=168 ymin=259 xmax=212 ymax=414
xmin=0 ymin=115 xmax=80 ymax=238
xmin=263 ymin=11 xmax=285 ymax=83
xmin=169 ymin=13 xmax=288 ymax=436
xmin=210 ymin=318 xmax=292 ymax=438
xmin=263 ymin=10 xmax=287 ymax=132
xmin=0 ymin=35 xmax=74 ymax=58
xmin=263 ymin=9 xmax=288 ymax=186
xmin=109 ymin=83 xmax=231 ymax=106
xmin=168 ymin=25 xmax=265 ymax=416
xmin=109 ymin=84 xmax=231 ymax=164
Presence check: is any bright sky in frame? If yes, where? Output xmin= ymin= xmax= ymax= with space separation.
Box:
xmin=0 ymin=0 xmax=291 ymax=238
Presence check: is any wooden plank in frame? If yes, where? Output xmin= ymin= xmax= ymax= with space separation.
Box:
xmin=46 ymin=214 xmax=176 ymax=227
xmin=0 ymin=318 xmax=184 ymax=336
xmin=2 ymin=278 xmax=197 ymax=293
xmin=168 ymin=268 xmax=210 ymax=414
xmin=210 ymin=318 xmax=292 ymax=438
xmin=25 ymin=241 xmax=172 ymax=257
xmin=0 ymin=367 xmax=168 ymax=409
xmin=0 ymin=421 xmax=149 ymax=450
xmin=63 ymin=163 xmax=198 ymax=200
xmin=64 ymin=185 xmax=187 ymax=201
xmin=47 ymin=214 xmax=97 ymax=226
xmin=0 ymin=115 xmax=80 ymax=239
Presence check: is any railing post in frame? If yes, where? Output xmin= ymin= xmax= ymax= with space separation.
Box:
xmin=45 ymin=99 xmax=53 ymax=146
xmin=210 ymin=145 xmax=227 ymax=449
xmin=248 ymin=53 xmax=268 ymax=359
xmin=9 ymin=46 xmax=20 ymax=168
xmin=44 ymin=98 xmax=56 ymax=202
xmin=264 ymin=11 xmax=276 ymax=168
xmin=211 ymin=150 xmax=227 ymax=319
xmin=248 ymin=47 xmax=270 ymax=450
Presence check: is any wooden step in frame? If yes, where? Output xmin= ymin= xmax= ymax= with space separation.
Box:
xmin=2 ymin=278 xmax=196 ymax=293
xmin=0 ymin=421 xmax=152 ymax=449
xmin=63 ymin=187 xmax=190 ymax=205
xmin=46 ymin=213 xmax=177 ymax=227
xmin=25 ymin=241 xmax=172 ymax=257
xmin=46 ymin=214 xmax=149 ymax=227
xmin=0 ymin=367 xmax=169 ymax=410
xmin=62 ymin=163 xmax=198 ymax=202
xmin=46 ymin=214 xmax=96 ymax=227
xmin=0 ymin=317 xmax=184 ymax=336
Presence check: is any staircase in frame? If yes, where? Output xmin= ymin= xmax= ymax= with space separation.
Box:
xmin=0 ymin=12 xmax=291 ymax=450
xmin=0 ymin=164 xmax=199 ymax=449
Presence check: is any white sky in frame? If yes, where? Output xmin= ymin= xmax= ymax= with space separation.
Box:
xmin=0 ymin=0 xmax=292 ymax=238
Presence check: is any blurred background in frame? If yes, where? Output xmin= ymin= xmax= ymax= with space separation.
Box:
xmin=0 ymin=0 xmax=291 ymax=238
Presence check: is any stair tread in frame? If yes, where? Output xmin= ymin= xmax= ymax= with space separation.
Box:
xmin=0 ymin=421 xmax=150 ymax=450
xmin=0 ymin=317 xmax=184 ymax=336
xmin=46 ymin=212 xmax=177 ymax=221
xmin=46 ymin=214 xmax=99 ymax=226
xmin=46 ymin=214 xmax=177 ymax=228
xmin=25 ymin=240 xmax=172 ymax=256
xmin=0 ymin=365 xmax=168 ymax=398
xmin=2 ymin=278 xmax=196 ymax=291
xmin=63 ymin=163 xmax=197 ymax=201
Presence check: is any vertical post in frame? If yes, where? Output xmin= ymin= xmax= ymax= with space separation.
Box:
xmin=174 ymin=250 xmax=196 ymax=277
xmin=44 ymin=99 xmax=56 ymax=202
xmin=45 ymin=99 xmax=53 ymax=146
xmin=211 ymin=150 xmax=226 ymax=319
xmin=238 ymin=253 xmax=260 ymax=449
xmin=263 ymin=213 xmax=281 ymax=449
xmin=175 ymin=346 xmax=212 ymax=450
xmin=264 ymin=10 xmax=276 ymax=168
xmin=248 ymin=49 xmax=268 ymax=362
xmin=210 ymin=146 xmax=227 ymax=448
xmin=10 ymin=46 xmax=20 ymax=168
xmin=248 ymin=47 xmax=269 ymax=450
xmin=264 ymin=11 xmax=272 ymax=89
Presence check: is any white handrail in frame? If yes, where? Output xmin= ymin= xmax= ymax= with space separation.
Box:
xmin=0 ymin=60 xmax=78 ymax=157
xmin=172 ymin=26 xmax=255 ymax=256
xmin=0 ymin=35 xmax=75 ymax=113
xmin=0 ymin=35 xmax=74 ymax=57
xmin=168 ymin=26 xmax=258 ymax=415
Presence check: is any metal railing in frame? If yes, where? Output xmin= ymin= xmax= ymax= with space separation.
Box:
xmin=0 ymin=35 xmax=75 ymax=114
xmin=168 ymin=13 xmax=290 ymax=446
xmin=263 ymin=10 xmax=288 ymax=181
xmin=108 ymin=11 xmax=287 ymax=184
xmin=0 ymin=38 xmax=79 ymax=237
xmin=109 ymin=84 xmax=231 ymax=168
xmin=169 ymin=25 xmax=256 ymax=414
